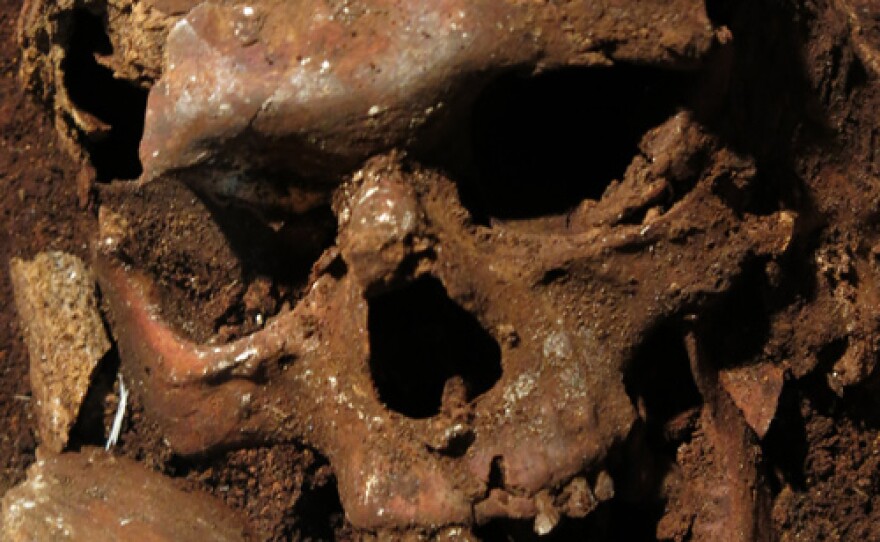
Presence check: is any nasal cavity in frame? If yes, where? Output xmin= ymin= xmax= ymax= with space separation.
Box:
xmin=368 ymin=278 xmax=502 ymax=419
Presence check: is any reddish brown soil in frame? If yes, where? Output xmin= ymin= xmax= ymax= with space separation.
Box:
xmin=99 ymin=176 xmax=335 ymax=343
xmin=0 ymin=0 xmax=96 ymax=495
xmin=2 ymin=0 xmax=880 ymax=541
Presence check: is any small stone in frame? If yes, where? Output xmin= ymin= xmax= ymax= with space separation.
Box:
xmin=9 ymin=252 xmax=111 ymax=452
xmin=1 ymin=448 xmax=251 ymax=541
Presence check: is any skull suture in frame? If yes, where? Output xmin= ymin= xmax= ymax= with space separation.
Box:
xmin=29 ymin=0 xmax=799 ymax=536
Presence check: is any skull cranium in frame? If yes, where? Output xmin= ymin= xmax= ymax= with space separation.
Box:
xmin=23 ymin=0 xmax=800 ymax=537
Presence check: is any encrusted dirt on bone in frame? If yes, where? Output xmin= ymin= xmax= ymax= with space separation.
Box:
xmin=137 ymin=0 xmax=715 ymax=181
xmin=99 ymin=177 xmax=246 ymax=342
xmin=7 ymin=0 xmax=880 ymax=540
xmin=93 ymin=136 xmax=795 ymax=533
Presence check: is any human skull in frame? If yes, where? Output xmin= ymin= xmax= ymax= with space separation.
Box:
xmin=22 ymin=0 xmax=799 ymax=536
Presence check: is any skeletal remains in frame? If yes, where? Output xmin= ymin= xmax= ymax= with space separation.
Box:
xmin=17 ymin=0 xmax=819 ymax=538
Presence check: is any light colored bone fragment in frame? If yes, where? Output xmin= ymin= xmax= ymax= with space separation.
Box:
xmin=719 ymin=362 xmax=785 ymax=438
xmin=9 ymin=252 xmax=111 ymax=452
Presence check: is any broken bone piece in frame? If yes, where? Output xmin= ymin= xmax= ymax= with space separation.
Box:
xmin=9 ymin=252 xmax=111 ymax=453
xmin=139 ymin=0 xmax=716 ymax=181
xmin=0 ymin=448 xmax=251 ymax=541
xmin=593 ymin=470 xmax=615 ymax=502
xmin=719 ymin=362 xmax=785 ymax=438
xmin=337 ymin=157 xmax=428 ymax=293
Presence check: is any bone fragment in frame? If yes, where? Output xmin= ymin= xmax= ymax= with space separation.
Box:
xmin=9 ymin=252 xmax=110 ymax=452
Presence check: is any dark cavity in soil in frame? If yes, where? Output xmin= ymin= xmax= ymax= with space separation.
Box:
xmin=462 ymin=65 xmax=694 ymax=222
xmin=612 ymin=325 xmax=704 ymax=538
xmin=624 ymin=325 xmax=702 ymax=434
xmin=368 ymin=277 xmax=502 ymax=419
xmin=61 ymin=9 xmax=148 ymax=181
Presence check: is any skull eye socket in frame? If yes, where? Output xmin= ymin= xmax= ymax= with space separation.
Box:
xmin=458 ymin=65 xmax=695 ymax=224
xmin=367 ymin=278 xmax=502 ymax=419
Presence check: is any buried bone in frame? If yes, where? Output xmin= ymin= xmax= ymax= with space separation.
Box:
xmin=97 ymin=143 xmax=795 ymax=531
xmin=9 ymin=252 xmax=110 ymax=453
xmin=59 ymin=0 xmax=802 ymax=534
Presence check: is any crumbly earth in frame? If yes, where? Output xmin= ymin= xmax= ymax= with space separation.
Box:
xmin=2 ymin=0 xmax=880 ymax=541
xmin=0 ymin=0 xmax=97 ymax=497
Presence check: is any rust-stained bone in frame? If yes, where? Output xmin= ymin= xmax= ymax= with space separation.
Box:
xmin=680 ymin=332 xmax=772 ymax=542
xmin=48 ymin=0 xmax=801 ymax=535
xmin=97 ymin=139 xmax=795 ymax=532
xmin=719 ymin=362 xmax=785 ymax=439
xmin=139 ymin=0 xmax=716 ymax=183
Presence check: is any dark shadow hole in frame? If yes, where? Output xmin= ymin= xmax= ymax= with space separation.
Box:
xmin=797 ymin=338 xmax=848 ymax=411
xmin=67 ymin=346 xmax=121 ymax=450
xmin=844 ymin=56 xmax=868 ymax=94
xmin=700 ymin=268 xmax=772 ymax=371
xmin=433 ymin=430 xmax=476 ymax=458
xmin=61 ymin=9 xmax=148 ymax=181
xmin=624 ymin=325 xmax=702 ymax=444
xmin=487 ymin=455 xmax=505 ymax=489
xmin=207 ymin=202 xmax=338 ymax=293
xmin=616 ymin=329 xmax=701 ymax=539
xmin=461 ymin=65 xmax=695 ymax=222
xmin=539 ymin=268 xmax=568 ymax=286
xmin=704 ymin=0 xmax=736 ymax=27
xmin=761 ymin=383 xmax=809 ymax=493
xmin=197 ymin=199 xmax=338 ymax=343
xmin=368 ymin=278 xmax=502 ymax=419
xmin=290 ymin=466 xmax=347 ymax=541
